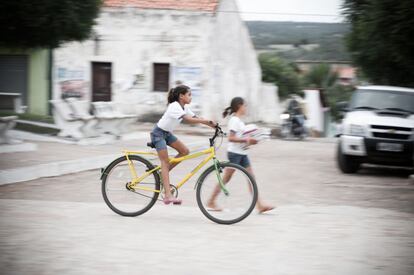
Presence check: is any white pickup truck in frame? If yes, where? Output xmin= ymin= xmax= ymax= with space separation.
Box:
xmin=337 ymin=85 xmax=414 ymax=173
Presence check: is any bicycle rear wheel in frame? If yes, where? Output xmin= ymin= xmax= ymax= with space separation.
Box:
xmin=196 ymin=162 xmax=258 ymax=224
xmin=101 ymin=155 xmax=160 ymax=216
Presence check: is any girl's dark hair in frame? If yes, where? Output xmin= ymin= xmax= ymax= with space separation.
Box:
xmin=223 ymin=97 xmax=245 ymax=118
xmin=167 ymin=85 xmax=190 ymax=104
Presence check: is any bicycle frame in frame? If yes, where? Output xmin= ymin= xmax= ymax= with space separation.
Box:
xmin=124 ymin=145 xmax=226 ymax=194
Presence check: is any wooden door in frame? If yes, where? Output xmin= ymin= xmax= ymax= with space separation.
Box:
xmin=92 ymin=62 xmax=112 ymax=102
xmin=153 ymin=63 xmax=170 ymax=92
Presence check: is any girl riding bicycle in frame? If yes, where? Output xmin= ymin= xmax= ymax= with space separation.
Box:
xmin=208 ymin=97 xmax=274 ymax=213
xmin=151 ymin=85 xmax=216 ymax=205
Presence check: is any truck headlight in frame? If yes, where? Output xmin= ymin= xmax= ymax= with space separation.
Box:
xmin=349 ymin=124 xmax=365 ymax=136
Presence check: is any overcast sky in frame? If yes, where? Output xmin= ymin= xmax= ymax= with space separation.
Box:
xmin=234 ymin=0 xmax=345 ymax=23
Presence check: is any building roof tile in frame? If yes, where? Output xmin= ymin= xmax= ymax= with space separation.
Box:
xmin=104 ymin=0 xmax=219 ymax=12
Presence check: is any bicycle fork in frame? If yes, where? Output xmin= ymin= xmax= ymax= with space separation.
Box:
xmin=213 ymin=159 xmax=230 ymax=196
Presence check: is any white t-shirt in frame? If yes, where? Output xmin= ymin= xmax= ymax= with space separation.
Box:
xmin=227 ymin=115 xmax=247 ymax=155
xmin=157 ymin=101 xmax=195 ymax=132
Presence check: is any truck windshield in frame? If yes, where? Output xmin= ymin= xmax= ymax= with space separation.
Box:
xmin=350 ymin=89 xmax=414 ymax=113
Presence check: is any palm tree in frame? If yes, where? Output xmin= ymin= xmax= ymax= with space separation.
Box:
xmin=303 ymin=63 xmax=338 ymax=90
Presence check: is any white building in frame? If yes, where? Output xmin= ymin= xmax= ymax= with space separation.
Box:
xmin=53 ymin=0 xmax=279 ymax=122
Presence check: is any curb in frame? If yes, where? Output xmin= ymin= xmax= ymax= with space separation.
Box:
xmin=0 ymin=141 xmax=206 ymax=185
xmin=0 ymin=142 xmax=38 ymax=154
xmin=0 ymin=154 xmax=119 ymax=185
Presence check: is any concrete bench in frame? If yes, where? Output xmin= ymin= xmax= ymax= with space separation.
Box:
xmin=0 ymin=93 xmax=25 ymax=113
xmin=65 ymin=98 xmax=100 ymax=138
xmin=50 ymin=99 xmax=95 ymax=140
xmin=0 ymin=116 xmax=18 ymax=144
xmin=91 ymin=102 xmax=138 ymax=136
xmin=109 ymin=102 xmax=139 ymax=133
xmin=91 ymin=102 xmax=123 ymax=136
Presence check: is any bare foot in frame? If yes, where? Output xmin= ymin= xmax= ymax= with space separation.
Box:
xmin=258 ymin=205 xmax=275 ymax=214
xmin=207 ymin=200 xmax=223 ymax=211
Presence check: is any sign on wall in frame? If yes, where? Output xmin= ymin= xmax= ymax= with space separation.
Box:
xmin=57 ymin=67 xmax=87 ymax=99
xmin=172 ymin=67 xmax=202 ymax=103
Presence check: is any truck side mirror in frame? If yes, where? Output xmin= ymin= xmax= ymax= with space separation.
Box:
xmin=336 ymin=101 xmax=349 ymax=112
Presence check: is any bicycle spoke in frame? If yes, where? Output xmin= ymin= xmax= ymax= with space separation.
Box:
xmin=129 ymin=189 xmax=159 ymax=200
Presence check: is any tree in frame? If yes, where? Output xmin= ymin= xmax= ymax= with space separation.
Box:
xmin=259 ymin=53 xmax=302 ymax=99
xmin=303 ymin=63 xmax=338 ymax=90
xmin=326 ymin=84 xmax=355 ymax=121
xmin=343 ymin=0 xmax=414 ymax=87
xmin=302 ymin=64 xmax=355 ymax=121
xmin=0 ymin=0 xmax=102 ymax=48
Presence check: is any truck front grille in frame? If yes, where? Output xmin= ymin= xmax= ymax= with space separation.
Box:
xmin=370 ymin=125 xmax=413 ymax=140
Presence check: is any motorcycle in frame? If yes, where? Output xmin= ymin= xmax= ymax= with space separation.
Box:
xmin=280 ymin=112 xmax=307 ymax=140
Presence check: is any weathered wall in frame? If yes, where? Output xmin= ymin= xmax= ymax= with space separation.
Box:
xmin=54 ymin=8 xmax=213 ymax=107
xmin=206 ymin=0 xmax=279 ymax=123
xmin=206 ymin=0 xmax=263 ymax=122
xmin=53 ymin=1 xmax=278 ymax=123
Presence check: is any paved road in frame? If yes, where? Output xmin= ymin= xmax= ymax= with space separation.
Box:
xmin=0 ymin=138 xmax=413 ymax=275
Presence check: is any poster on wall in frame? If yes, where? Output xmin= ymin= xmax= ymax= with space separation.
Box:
xmin=172 ymin=67 xmax=202 ymax=104
xmin=57 ymin=67 xmax=87 ymax=99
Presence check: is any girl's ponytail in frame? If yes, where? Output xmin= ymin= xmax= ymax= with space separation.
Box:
xmin=223 ymin=97 xmax=245 ymax=118
xmin=167 ymin=88 xmax=175 ymax=105
xmin=222 ymin=106 xmax=232 ymax=118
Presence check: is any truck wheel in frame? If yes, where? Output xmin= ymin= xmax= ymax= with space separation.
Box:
xmin=337 ymin=143 xmax=361 ymax=173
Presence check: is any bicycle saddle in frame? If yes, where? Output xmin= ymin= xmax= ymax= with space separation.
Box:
xmin=147 ymin=142 xmax=155 ymax=148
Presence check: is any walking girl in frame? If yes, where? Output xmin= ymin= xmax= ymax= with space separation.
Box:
xmin=208 ymin=97 xmax=274 ymax=213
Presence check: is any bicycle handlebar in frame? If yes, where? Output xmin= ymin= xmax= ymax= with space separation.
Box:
xmin=209 ymin=123 xmax=225 ymax=147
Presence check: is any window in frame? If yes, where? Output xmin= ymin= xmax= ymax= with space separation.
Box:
xmin=153 ymin=63 xmax=170 ymax=92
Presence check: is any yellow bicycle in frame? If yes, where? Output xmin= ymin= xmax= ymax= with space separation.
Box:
xmin=101 ymin=125 xmax=258 ymax=224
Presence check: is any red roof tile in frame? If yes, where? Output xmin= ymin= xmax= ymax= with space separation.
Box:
xmin=337 ymin=67 xmax=356 ymax=79
xmin=104 ymin=0 xmax=219 ymax=12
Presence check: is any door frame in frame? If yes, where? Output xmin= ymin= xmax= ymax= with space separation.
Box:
xmin=153 ymin=63 xmax=170 ymax=92
xmin=88 ymin=57 xmax=113 ymax=101
xmin=91 ymin=61 xmax=112 ymax=102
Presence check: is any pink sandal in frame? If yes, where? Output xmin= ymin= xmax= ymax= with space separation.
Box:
xmin=163 ymin=197 xmax=182 ymax=205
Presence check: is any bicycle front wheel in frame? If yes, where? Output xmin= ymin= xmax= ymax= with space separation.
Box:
xmin=196 ymin=162 xmax=258 ymax=225
xmin=102 ymin=155 xmax=161 ymax=216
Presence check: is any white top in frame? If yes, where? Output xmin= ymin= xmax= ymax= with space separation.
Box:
xmin=157 ymin=101 xmax=195 ymax=132
xmin=227 ymin=115 xmax=248 ymax=155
